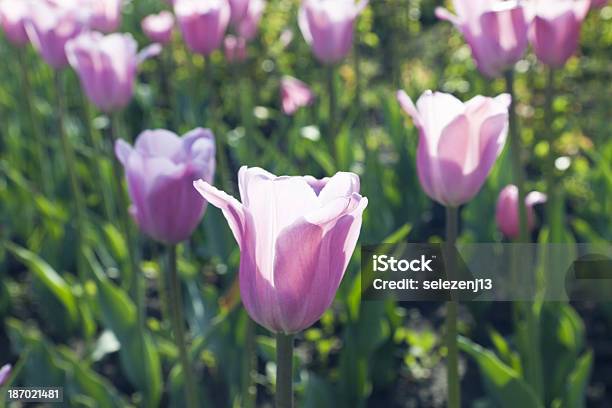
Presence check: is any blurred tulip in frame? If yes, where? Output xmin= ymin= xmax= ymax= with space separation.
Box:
xmin=298 ymin=0 xmax=368 ymax=64
xmin=235 ymin=0 xmax=265 ymax=40
xmin=25 ymin=0 xmax=86 ymax=69
xmin=436 ymin=0 xmax=529 ymax=78
xmin=0 ymin=364 xmax=10 ymax=386
xmin=229 ymin=0 xmax=249 ymax=24
xmin=115 ymin=128 xmax=216 ymax=244
xmin=526 ymin=0 xmax=590 ymax=67
xmin=142 ymin=11 xmax=175 ymax=44
xmin=224 ymin=35 xmax=247 ymax=62
xmin=66 ymin=31 xmax=161 ymax=112
xmin=496 ymin=184 xmax=547 ymax=239
xmin=81 ymin=0 xmax=122 ymax=32
xmin=174 ymin=0 xmax=230 ymax=56
xmin=194 ymin=167 xmax=367 ymax=333
xmin=0 ymin=0 xmax=31 ymax=46
xmin=280 ymin=76 xmax=314 ymax=115
xmin=397 ymin=90 xmax=510 ymax=207
xmin=591 ymin=0 xmax=608 ymax=8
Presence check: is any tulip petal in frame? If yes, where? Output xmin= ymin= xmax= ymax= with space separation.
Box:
xmin=193 ymin=179 xmax=245 ymax=246
xmin=317 ymin=172 xmax=360 ymax=204
xmin=135 ymin=129 xmax=183 ymax=159
xmin=115 ymin=139 xmax=133 ymax=165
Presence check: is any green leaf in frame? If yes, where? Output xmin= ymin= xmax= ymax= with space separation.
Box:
xmin=459 ymin=336 xmax=543 ymax=408
xmin=562 ymin=351 xmax=593 ymax=408
xmin=5 ymin=242 xmax=79 ymax=324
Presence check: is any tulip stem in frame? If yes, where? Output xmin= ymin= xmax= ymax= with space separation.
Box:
xmin=543 ymin=67 xmax=559 ymax=242
xmin=18 ymin=47 xmax=53 ymax=196
xmin=326 ymin=65 xmax=337 ymax=153
xmin=275 ymin=333 xmax=294 ymax=408
xmin=445 ymin=206 xmax=460 ymax=408
xmin=54 ymin=70 xmax=86 ymax=278
xmin=167 ymin=244 xmax=197 ymax=408
xmin=504 ymin=70 xmax=529 ymax=243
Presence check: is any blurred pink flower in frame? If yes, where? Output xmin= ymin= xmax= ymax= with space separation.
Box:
xmin=236 ymin=0 xmax=265 ymax=40
xmin=299 ymin=0 xmax=368 ymax=64
xmin=397 ymin=90 xmax=510 ymax=207
xmin=0 ymin=364 xmax=11 ymax=387
xmin=66 ymin=31 xmax=161 ymax=112
xmin=194 ymin=167 xmax=368 ymax=334
xmin=174 ymin=0 xmax=230 ymax=56
xmin=228 ymin=0 xmax=249 ymax=24
xmin=436 ymin=0 xmax=529 ymax=78
xmin=224 ymin=35 xmax=247 ymax=62
xmin=25 ymin=0 xmax=86 ymax=68
xmin=115 ymin=128 xmax=216 ymax=244
xmin=526 ymin=0 xmax=590 ymax=67
xmin=0 ymin=0 xmax=31 ymax=46
xmin=496 ymin=184 xmax=547 ymax=239
xmin=590 ymin=0 xmax=608 ymax=8
xmin=142 ymin=11 xmax=175 ymax=44
xmin=280 ymin=76 xmax=314 ymax=115
xmin=80 ymin=0 xmax=122 ymax=33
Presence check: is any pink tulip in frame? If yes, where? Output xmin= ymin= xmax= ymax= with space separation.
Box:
xmin=591 ymin=0 xmax=608 ymax=8
xmin=228 ymin=0 xmax=249 ymax=24
xmin=526 ymin=0 xmax=590 ymax=67
xmin=224 ymin=35 xmax=247 ymax=62
xmin=397 ymin=90 xmax=510 ymax=207
xmin=66 ymin=31 xmax=161 ymax=112
xmin=496 ymin=185 xmax=547 ymax=239
xmin=235 ymin=0 xmax=265 ymax=40
xmin=142 ymin=11 xmax=175 ymax=44
xmin=299 ymin=0 xmax=368 ymax=64
xmin=436 ymin=0 xmax=529 ymax=78
xmin=280 ymin=76 xmax=314 ymax=115
xmin=174 ymin=0 xmax=230 ymax=56
xmin=115 ymin=128 xmax=216 ymax=244
xmin=0 ymin=0 xmax=31 ymax=46
xmin=0 ymin=364 xmax=11 ymax=386
xmin=194 ymin=167 xmax=367 ymax=333
xmin=25 ymin=0 xmax=86 ymax=69
xmin=80 ymin=0 xmax=122 ymax=33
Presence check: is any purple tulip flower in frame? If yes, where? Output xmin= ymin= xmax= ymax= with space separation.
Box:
xmin=194 ymin=167 xmax=368 ymax=334
xmin=115 ymin=128 xmax=216 ymax=244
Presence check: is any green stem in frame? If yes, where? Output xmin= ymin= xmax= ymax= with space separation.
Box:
xmin=445 ymin=206 xmax=460 ymax=408
xmin=82 ymin=95 xmax=115 ymax=221
xmin=504 ymin=70 xmax=529 ymax=243
xmin=167 ymin=245 xmax=197 ymax=408
xmin=275 ymin=332 xmax=294 ymax=408
xmin=54 ymin=70 xmax=85 ymax=278
xmin=543 ymin=68 xmax=559 ymax=241
xmin=18 ymin=47 xmax=53 ymax=196
xmin=326 ymin=65 xmax=337 ymax=152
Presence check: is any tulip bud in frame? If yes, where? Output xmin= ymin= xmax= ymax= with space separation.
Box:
xmin=496 ymin=185 xmax=547 ymax=239
xmin=25 ymin=0 xmax=86 ymax=69
xmin=280 ymin=76 xmax=314 ymax=115
xmin=527 ymin=0 xmax=590 ymax=68
xmin=115 ymin=128 xmax=216 ymax=244
xmin=397 ymin=90 xmax=510 ymax=207
xmin=142 ymin=11 xmax=175 ymax=45
xmin=0 ymin=0 xmax=31 ymax=46
xmin=66 ymin=32 xmax=161 ymax=112
xmin=194 ymin=167 xmax=368 ymax=334
xmin=0 ymin=364 xmax=11 ymax=387
xmin=175 ymin=0 xmax=230 ymax=56
xmin=81 ymin=0 xmax=122 ymax=33
xmin=224 ymin=35 xmax=247 ymax=63
xmin=436 ymin=0 xmax=529 ymax=78
xmin=299 ymin=0 xmax=368 ymax=65
xmin=235 ymin=0 xmax=265 ymax=40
